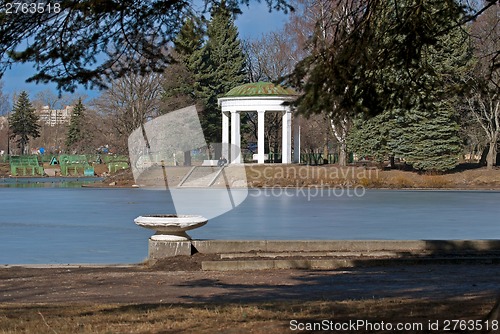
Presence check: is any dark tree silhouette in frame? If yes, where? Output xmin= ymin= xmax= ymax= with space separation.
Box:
xmin=0 ymin=0 xmax=292 ymax=92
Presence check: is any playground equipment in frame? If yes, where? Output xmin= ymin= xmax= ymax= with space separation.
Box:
xmin=108 ymin=161 xmax=129 ymax=173
xmin=9 ymin=156 xmax=44 ymax=176
xmin=59 ymin=154 xmax=94 ymax=176
xmin=104 ymin=155 xmax=130 ymax=173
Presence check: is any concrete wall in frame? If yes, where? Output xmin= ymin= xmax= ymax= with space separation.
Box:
xmin=148 ymin=239 xmax=500 ymax=259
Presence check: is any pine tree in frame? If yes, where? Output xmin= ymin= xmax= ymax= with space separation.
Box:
xmin=174 ymin=17 xmax=205 ymax=65
xmin=395 ymin=106 xmax=462 ymax=172
xmin=8 ymin=91 xmax=40 ymax=155
xmin=196 ymin=2 xmax=246 ymax=144
xmin=162 ymin=17 xmax=205 ymax=113
xmin=394 ymin=26 xmax=471 ymax=172
xmin=348 ymin=110 xmax=402 ymax=164
xmin=347 ymin=15 xmax=471 ymax=172
xmin=66 ymin=98 xmax=85 ymax=151
xmin=397 ymin=102 xmax=463 ymax=172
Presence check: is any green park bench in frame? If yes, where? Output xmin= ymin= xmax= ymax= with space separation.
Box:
xmin=59 ymin=154 xmax=94 ymax=176
xmin=103 ymin=155 xmax=129 ymax=164
xmin=9 ymin=155 xmax=44 ymax=176
xmin=108 ymin=161 xmax=130 ymax=173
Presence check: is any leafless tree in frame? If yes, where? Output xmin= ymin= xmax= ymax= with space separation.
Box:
xmin=244 ymin=31 xmax=299 ymax=82
xmin=0 ymin=81 xmax=9 ymax=154
xmin=94 ymin=72 xmax=163 ymax=152
xmin=33 ymin=89 xmax=73 ymax=110
xmin=0 ymin=81 xmax=9 ymax=116
xmin=297 ymin=113 xmax=334 ymax=164
xmin=286 ymin=0 xmax=358 ymax=165
xmin=241 ymin=111 xmax=283 ymax=160
xmin=242 ymin=31 xmax=301 ymax=160
xmin=463 ymin=3 xmax=500 ymax=169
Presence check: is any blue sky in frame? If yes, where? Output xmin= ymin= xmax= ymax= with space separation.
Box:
xmin=1 ymin=3 xmax=289 ymax=103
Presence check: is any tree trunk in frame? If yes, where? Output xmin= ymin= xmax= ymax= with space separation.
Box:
xmin=184 ymin=151 xmax=191 ymax=166
xmin=486 ymin=137 xmax=498 ymax=170
xmin=338 ymin=142 xmax=347 ymax=166
xmin=389 ymin=155 xmax=395 ymax=169
xmin=323 ymin=144 xmax=329 ymax=164
xmin=480 ymin=144 xmax=489 ymax=166
xmin=330 ymin=117 xmax=350 ymax=167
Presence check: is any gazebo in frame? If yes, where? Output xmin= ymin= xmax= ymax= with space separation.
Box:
xmin=218 ymin=82 xmax=298 ymax=164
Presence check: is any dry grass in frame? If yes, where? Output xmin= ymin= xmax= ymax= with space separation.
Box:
xmin=97 ymin=165 xmax=500 ymax=190
xmin=245 ymin=165 xmax=383 ymax=189
xmin=0 ymin=298 xmax=495 ymax=334
xmin=420 ymin=175 xmax=452 ymax=189
xmin=0 ymin=163 xmax=10 ymax=176
xmin=357 ymin=176 xmax=384 ymax=188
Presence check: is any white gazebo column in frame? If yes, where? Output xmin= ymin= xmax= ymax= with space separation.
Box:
xmin=222 ymin=111 xmax=230 ymax=160
xmin=257 ymin=109 xmax=266 ymax=164
xmin=230 ymin=110 xmax=241 ymax=164
xmin=293 ymin=114 xmax=300 ymax=163
xmin=282 ymin=109 xmax=292 ymax=164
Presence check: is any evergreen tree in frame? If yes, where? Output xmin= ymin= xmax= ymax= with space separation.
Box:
xmin=161 ymin=4 xmax=246 ymax=148
xmin=1 ymin=0 xmax=295 ymax=91
xmin=174 ymin=18 xmax=205 ymax=64
xmin=347 ymin=14 xmax=471 ymax=172
xmin=395 ymin=25 xmax=471 ymax=172
xmin=348 ymin=111 xmax=402 ymax=164
xmin=66 ymin=98 xmax=86 ymax=151
xmin=287 ymin=0 xmax=489 ymax=119
xmin=395 ymin=106 xmax=462 ymax=172
xmin=196 ymin=3 xmax=246 ymax=144
xmin=162 ymin=17 xmax=205 ymax=113
xmin=8 ymin=91 xmax=40 ymax=155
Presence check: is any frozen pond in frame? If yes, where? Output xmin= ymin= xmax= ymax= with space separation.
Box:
xmin=0 ymin=187 xmax=499 ymax=264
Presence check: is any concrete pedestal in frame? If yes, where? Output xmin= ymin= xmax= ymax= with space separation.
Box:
xmin=149 ymin=240 xmax=193 ymax=259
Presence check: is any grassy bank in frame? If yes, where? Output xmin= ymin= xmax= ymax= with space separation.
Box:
xmin=3 ymin=162 xmax=500 ymax=189
xmin=127 ymin=164 xmax=500 ymax=189
xmin=244 ymin=165 xmax=500 ymax=190
xmin=0 ymin=298 xmax=495 ymax=333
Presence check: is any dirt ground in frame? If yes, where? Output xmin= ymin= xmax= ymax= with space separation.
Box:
xmin=2 ymin=260 xmax=500 ymax=333
xmin=1 ymin=259 xmax=500 ymax=305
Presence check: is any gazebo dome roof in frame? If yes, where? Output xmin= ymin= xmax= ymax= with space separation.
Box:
xmin=224 ymin=82 xmax=297 ymax=98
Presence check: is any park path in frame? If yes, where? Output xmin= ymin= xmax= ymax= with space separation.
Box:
xmin=1 ymin=263 xmax=499 ymax=305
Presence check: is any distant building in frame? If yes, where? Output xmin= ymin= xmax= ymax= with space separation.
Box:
xmin=36 ymin=105 xmax=74 ymax=126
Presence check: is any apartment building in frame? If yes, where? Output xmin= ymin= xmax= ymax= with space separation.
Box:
xmin=37 ymin=105 xmax=74 ymax=126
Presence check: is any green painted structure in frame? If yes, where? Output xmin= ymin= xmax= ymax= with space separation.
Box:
xmin=108 ymin=161 xmax=130 ymax=173
xmin=59 ymin=154 xmax=94 ymax=176
xmin=9 ymin=156 xmax=44 ymax=176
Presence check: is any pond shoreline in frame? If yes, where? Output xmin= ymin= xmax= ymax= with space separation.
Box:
xmin=2 ymin=163 xmax=500 ymax=189
xmin=94 ymin=165 xmax=500 ymax=190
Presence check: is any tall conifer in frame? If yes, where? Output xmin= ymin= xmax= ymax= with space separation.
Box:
xmin=66 ymin=98 xmax=86 ymax=151
xmin=8 ymin=91 xmax=40 ymax=155
xmin=348 ymin=14 xmax=472 ymax=172
xmin=196 ymin=2 xmax=246 ymax=144
xmin=162 ymin=17 xmax=205 ymax=112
